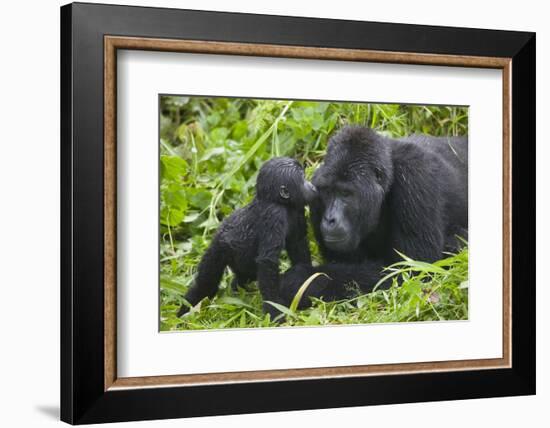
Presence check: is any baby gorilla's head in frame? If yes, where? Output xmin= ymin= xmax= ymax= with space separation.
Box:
xmin=256 ymin=157 xmax=317 ymax=207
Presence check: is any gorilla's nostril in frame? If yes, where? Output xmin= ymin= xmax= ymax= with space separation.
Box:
xmin=323 ymin=216 xmax=337 ymax=229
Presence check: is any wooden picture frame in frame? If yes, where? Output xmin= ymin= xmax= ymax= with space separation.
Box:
xmin=61 ymin=2 xmax=535 ymax=424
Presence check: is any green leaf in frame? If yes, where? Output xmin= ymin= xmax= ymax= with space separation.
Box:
xmin=200 ymin=147 xmax=225 ymax=161
xmin=232 ymin=120 xmax=248 ymax=140
xmin=160 ymin=207 xmax=184 ymax=226
xmin=216 ymin=296 xmax=254 ymax=309
xmin=209 ymin=127 xmax=230 ymax=144
xmin=289 ymin=272 xmax=330 ymax=313
xmin=264 ymin=301 xmax=296 ymax=318
xmin=183 ymin=212 xmax=200 ymax=223
xmin=187 ymin=189 xmax=213 ymax=209
xmin=163 ymin=184 xmax=187 ymax=211
xmin=304 ymin=310 xmax=322 ymax=325
xmin=161 ymin=155 xmax=188 ymax=181
xmin=160 ymin=276 xmax=187 ymax=293
xmin=217 ymin=102 xmax=293 ymax=190
xmin=198 ymin=216 xmax=219 ymax=230
xmin=218 ymin=310 xmax=244 ymax=328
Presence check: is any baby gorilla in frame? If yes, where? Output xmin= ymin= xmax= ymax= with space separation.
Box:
xmin=177 ymin=157 xmax=317 ymax=319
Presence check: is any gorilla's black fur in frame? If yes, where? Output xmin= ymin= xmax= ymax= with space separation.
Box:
xmin=177 ymin=157 xmax=317 ymax=318
xmin=280 ymin=126 xmax=468 ymax=307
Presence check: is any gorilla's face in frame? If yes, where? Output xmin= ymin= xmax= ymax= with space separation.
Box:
xmin=312 ymin=127 xmax=393 ymax=253
xmin=257 ymin=157 xmax=317 ymax=207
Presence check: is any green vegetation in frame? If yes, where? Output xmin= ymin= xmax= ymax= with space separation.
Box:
xmin=159 ymin=96 xmax=468 ymax=331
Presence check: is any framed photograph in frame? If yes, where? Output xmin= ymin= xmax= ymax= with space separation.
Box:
xmin=61 ymin=2 xmax=535 ymax=424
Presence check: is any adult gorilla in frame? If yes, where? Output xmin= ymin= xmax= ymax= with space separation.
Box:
xmin=280 ymin=126 xmax=468 ymax=306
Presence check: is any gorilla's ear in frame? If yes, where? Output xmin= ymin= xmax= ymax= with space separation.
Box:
xmin=279 ymin=185 xmax=290 ymax=199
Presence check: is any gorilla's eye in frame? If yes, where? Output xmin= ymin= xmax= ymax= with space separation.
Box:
xmin=339 ymin=189 xmax=352 ymax=198
xmin=374 ymin=169 xmax=383 ymax=182
xmin=279 ymin=185 xmax=291 ymax=199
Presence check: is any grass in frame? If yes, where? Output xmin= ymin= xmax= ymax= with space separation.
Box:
xmin=160 ymin=247 xmax=468 ymax=331
xmin=159 ymin=96 xmax=469 ymax=331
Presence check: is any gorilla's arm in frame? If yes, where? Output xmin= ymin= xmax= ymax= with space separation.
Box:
xmin=279 ymin=259 xmax=384 ymax=309
xmin=387 ymin=145 xmax=445 ymax=263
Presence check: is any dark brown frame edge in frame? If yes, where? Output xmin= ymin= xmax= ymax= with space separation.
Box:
xmin=104 ymin=36 xmax=512 ymax=391
xmin=61 ymin=2 xmax=536 ymax=424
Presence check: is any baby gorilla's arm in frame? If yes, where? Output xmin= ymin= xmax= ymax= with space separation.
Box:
xmin=255 ymin=208 xmax=288 ymax=318
xmin=285 ymin=212 xmax=311 ymax=266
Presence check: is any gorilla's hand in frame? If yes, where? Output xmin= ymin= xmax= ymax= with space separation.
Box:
xmin=281 ymin=260 xmax=386 ymax=308
xmin=280 ymin=264 xmax=332 ymax=309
